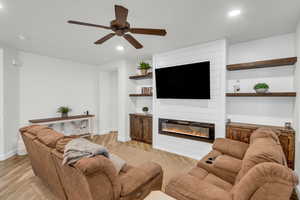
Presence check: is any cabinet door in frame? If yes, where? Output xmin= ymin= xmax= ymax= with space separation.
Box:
xmin=130 ymin=115 xmax=143 ymax=141
xmin=226 ymin=126 xmax=252 ymax=143
xmin=277 ymin=132 xmax=295 ymax=169
xmin=142 ymin=117 xmax=152 ymax=144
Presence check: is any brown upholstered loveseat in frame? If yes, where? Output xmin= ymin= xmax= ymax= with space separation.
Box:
xmin=165 ymin=128 xmax=298 ymax=200
xmin=20 ymin=125 xmax=163 ymax=200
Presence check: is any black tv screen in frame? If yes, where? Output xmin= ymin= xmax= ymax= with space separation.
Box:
xmin=155 ymin=61 xmax=210 ymax=99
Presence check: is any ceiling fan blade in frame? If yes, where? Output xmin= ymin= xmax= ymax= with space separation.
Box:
xmin=130 ymin=28 xmax=167 ymax=36
xmin=68 ymin=20 xmax=111 ymax=30
xmin=94 ymin=33 xmax=116 ymax=44
xmin=115 ymin=5 xmax=128 ymax=25
xmin=123 ymin=34 xmax=143 ymax=49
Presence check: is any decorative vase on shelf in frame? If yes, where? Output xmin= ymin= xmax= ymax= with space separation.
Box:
xmin=254 ymin=83 xmax=269 ymax=94
xmin=140 ymin=69 xmax=148 ymax=75
xmin=138 ymin=62 xmax=151 ymax=76
xmin=62 ymin=113 xmax=68 ymax=118
xmin=255 ymin=88 xmax=269 ymax=93
xmin=233 ymin=80 xmax=240 ymax=93
xmin=142 ymin=107 xmax=149 ymax=114
xmin=57 ymin=106 xmax=72 ymax=118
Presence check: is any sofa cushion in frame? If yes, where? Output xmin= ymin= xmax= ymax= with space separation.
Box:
xmin=250 ymin=127 xmax=280 ymax=144
xmin=235 ymin=133 xmax=286 ymax=183
xmin=27 ymin=125 xmax=49 ymax=136
xmin=188 ymin=167 xmax=233 ymax=192
xmin=214 ymin=155 xmax=242 ymax=174
xmin=37 ymin=128 xmax=64 ymax=148
xmin=197 ymin=150 xmax=238 ymax=184
xmin=74 ymin=155 xmax=118 ymax=176
xmin=19 ymin=125 xmax=39 ymax=134
xmin=166 ymin=174 xmax=232 ymax=200
xmin=56 ymin=135 xmax=80 ymax=153
xmin=232 ymin=163 xmax=298 ymax=200
xmin=213 ymin=138 xmax=249 ymax=160
xmin=120 ymin=162 xmax=162 ymax=196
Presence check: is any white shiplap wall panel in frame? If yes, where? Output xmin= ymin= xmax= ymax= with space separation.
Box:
xmin=152 ymin=39 xmax=227 ymax=159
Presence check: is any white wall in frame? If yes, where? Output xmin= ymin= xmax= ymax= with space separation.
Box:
xmin=117 ymin=60 xmax=136 ymax=142
xmin=152 ymin=40 xmax=227 ymax=159
xmin=0 ymin=48 xmax=4 ymax=159
xmin=98 ymin=70 xmax=118 ymax=134
xmin=0 ymin=45 xmax=20 ymax=160
xmin=295 ymin=21 xmax=300 ymax=193
xmin=19 ymin=52 xmax=99 ymax=129
xmin=3 ymin=47 xmax=20 ymax=159
xmin=111 ymin=72 xmax=118 ymax=130
xmin=227 ymin=34 xmax=296 ymax=126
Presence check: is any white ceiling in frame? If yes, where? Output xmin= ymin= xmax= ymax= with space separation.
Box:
xmin=0 ymin=0 xmax=300 ymax=65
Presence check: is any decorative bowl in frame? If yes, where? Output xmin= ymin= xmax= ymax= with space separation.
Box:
xmin=255 ymin=88 xmax=269 ymax=93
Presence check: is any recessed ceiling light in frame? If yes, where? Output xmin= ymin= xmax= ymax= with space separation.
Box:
xmin=18 ymin=35 xmax=27 ymax=40
xmin=228 ymin=9 xmax=241 ymax=17
xmin=116 ymin=45 xmax=124 ymax=51
xmin=0 ymin=3 xmax=3 ymax=9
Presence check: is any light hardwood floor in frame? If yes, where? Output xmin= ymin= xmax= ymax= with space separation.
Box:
xmin=0 ymin=133 xmax=197 ymax=200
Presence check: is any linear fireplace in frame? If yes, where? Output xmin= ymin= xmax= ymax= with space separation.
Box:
xmin=159 ymin=118 xmax=215 ymax=143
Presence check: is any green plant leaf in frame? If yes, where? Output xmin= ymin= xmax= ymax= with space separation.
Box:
xmin=254 ymin=83 xmax=269 ymax=90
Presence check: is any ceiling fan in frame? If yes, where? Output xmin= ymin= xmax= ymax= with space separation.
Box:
xmin=68 ymin=5 xmax=167 ymax=49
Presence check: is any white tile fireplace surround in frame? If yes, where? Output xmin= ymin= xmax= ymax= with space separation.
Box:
xmin=152 ymin=40 xmax=227 ymax=159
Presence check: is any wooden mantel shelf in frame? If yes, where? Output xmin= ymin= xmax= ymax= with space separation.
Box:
xmin=129 ymin=72 xmax=153 ymax=80
xmin=226 ymin=92 xmax=296 ymax=97
xmin=227 ymin=57 xmax=297 ymax=71
xmin=29 ymin=115 xmax=95 ymax=124
xmin=129 ymin=94 xmax=153 ymax=97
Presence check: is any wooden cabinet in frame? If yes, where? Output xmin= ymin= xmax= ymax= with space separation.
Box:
xmin=130 ymin=114 xmax=152 ymax=144
xmin=226 ymin=122 xmax=295 ymax=169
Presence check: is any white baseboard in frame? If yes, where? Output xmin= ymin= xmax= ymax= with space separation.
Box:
xmin=0 ymin=149 xmax=17 ymax=161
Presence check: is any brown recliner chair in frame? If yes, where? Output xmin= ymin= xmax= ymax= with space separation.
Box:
xmin=165 ymin=128 xmax=298 ymax=200
xmin=20 ymin=125 xmax=163 ymax=200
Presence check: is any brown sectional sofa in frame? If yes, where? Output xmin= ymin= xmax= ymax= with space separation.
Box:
xmin=20 ymin=125 xmax=163 ymax=200
xmin=165 ymin=128 xmax=298 ymax=200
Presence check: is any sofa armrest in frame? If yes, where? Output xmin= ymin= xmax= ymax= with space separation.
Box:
xmin=166 ymin=174 xmax=232 ymax=200
xmin=232 ymin=163 xmax=298 ymax=200
xmin=74 ymin=155 xmax=121 ymax=199
xmin=213 ymin=138 xmax=249 ymax=159
xmin=120 ymin=162 xmax=163 ymax=196
xmin=214 ymin=155 xmax=242 ymax=174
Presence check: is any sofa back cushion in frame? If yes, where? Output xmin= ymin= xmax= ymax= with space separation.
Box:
xmin=56 ymin=135 xmax=80 ymax=153
xmin=250 ymin=127 xmax=280 ymax=145
xmin=235 ymin=128 xmax=286 ymax=184
xmin=37 ymin=128 xmax=64 ymax=148
xmin=231 ymin=163 xmax=298 ymax=200
xmin=26 ymin=125 xmax=49 ymax=136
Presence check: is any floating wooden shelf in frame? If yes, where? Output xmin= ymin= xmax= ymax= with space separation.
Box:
xmin=129 ymin=94 xmax=153 ymax=97
xmin=129 ymin=72 xmax=153 ymax=80
xmin=29 ymin=115 xmax=95 ymax=124
xmin=227 ymin=57 xmax=297 ymax=71
xmin=226 ymin=92 xmax=296 ymax=97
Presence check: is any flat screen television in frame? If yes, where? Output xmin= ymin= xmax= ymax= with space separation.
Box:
xmin=155 ymin=61 xmax=210 ymax=99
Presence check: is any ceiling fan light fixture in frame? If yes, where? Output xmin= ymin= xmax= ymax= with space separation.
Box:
xmin=68 ymin=5 xmax=167 ymax=49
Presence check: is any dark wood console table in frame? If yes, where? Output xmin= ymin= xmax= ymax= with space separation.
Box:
xmin=226 ymin=122 xmax=295 ymax=169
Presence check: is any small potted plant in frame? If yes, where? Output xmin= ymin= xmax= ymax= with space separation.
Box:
xmin=138 ymin=62 xmax=151 ymax=75
xmin=142 ymin=106 xmax=149 ymax=114
xmin=254 ymin=83 xmax=269 ymax=93
xmin=57 ymin=106 xmax=72 ymax=118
